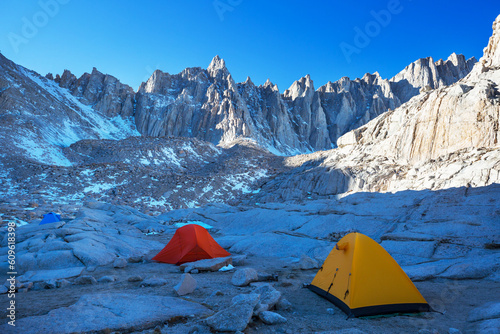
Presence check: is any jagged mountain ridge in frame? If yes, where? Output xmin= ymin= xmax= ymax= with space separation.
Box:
xmin=0 ymin=54 xmax=139 ymax=166
xmin=249 ymin=16 xmax=500 ymax=203
xmin=45 ymin=53 xmax=476 ymax=155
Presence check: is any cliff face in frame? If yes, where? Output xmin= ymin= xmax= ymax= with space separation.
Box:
xmin=250 ymin=14 xmax=500 ymax=202
xmin=0 ymin=54 xmax=138 ymax=166
xmin=130 ymin=53 xmax=475 ymax=154
xmin=389 ymin=53 xmax=477 ymax=103
xmin=44 ymin=52 xmax=475 ymax=155
xmin=53 ymin=67 xmax=136 ymax=119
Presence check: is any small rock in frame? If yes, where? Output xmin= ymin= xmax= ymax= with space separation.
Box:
xmin=128 ymin=275 xmax=143 ymax=282
xmin=231 ymin=268 xmax=259 ymax=287
xmin=98 ymin=276 xmax=117 ymax=283
xmin=0 ymin=286 xmax=7 ymax=294
xmin=174 ymin=273 xmax=197 ymax=296
xmin=280 ymin=281 xmax=293 ymax=287
xmin=327 ymin=308 xmax=336 ymax=315
xmin=57 ymin=279 xmax=71 ymax=288
xmin=141 ymin=277 xmax=167 ymax=287
xmin=448 ymin=328 xmax=461 ymax=334
xmin=259 ymin=311 xmax=287 ymax=325
xmin=191 ymin=269 xmax=199 ymax=274
xmin=74 ymin=275 xmax=97 ymax=285
xmin=113 ymin=258 xmax=127 ymax=268
xmin=296 ymin=254 xmax=319 ymax=270
xmin=276 ymin=298 xmax=292 ymax=311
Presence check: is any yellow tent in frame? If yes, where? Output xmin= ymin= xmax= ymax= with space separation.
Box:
xmin=308 ymin=232 xmax=430 ymax=317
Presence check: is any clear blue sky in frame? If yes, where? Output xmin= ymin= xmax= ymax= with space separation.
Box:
xmin=0 ymin=1 xmax=498 ymax=92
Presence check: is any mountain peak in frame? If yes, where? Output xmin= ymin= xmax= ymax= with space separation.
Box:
xmin=207 ymin=55 xmax=227 ymax=77
xmin=244 ymin=76 xmax=254 ymax=86
xmin=480 ymin=14 xmax=500 ymax=68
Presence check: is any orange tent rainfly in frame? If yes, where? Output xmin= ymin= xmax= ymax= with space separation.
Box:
xmin=152 ymin=224 xmax=230 ymax=265
xmin=308 ymin=232 xmax=430 ymax=317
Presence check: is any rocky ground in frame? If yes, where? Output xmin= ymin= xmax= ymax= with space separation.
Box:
xmin=0 ymin=185 xmax=498 ymax=333
xmin=0 ymin=136 xmax=286 ymax=222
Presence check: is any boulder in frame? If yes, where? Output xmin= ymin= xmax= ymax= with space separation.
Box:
xmin=468 ymin=301 xmax=500 ymax=322
xmin=174 ymin=273 xmax=197 ymax=296
xmin=205 ymin=293 xmax=260 ymax=332
xmin=57 ymin=279 xmax=71 ymax=288
xmin=74 ymin=275 xmax=97 ymax=285
xmin=259 ymin=311 xmax=287 ymax=325
xmin=252 ymin=284 xmax=282 ymax=314
xmin=98 ymin=276 xmax=117 ymax=283
xmin=231 ymin=268 xmax=259 ymax=287
xmin=36 ymin=250 xmax=83 ymax=269
xmin=474 ymin=318 xmax=500 ymax=334
xmin=296 ymin=254 xmax=320 ymax=270
xmin=17 ymin=253 xmax=37 ymax=271
xmin=255 ymin=284 xmax=281 ymax=307
xmin=113 ymin=257 xmax=128 ymax=268
xmin=0 ymin=293 xmax=212 ymax=333
xmin=231 ymin=293 xmax=260 ymax=306
xmin=70 ymin=238 xmax=117 ymax=267
xmin=18 ymin=267 xmax=84 ymax=282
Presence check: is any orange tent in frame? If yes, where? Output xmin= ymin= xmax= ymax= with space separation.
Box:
xmin=152 ymin=224 xmax=230 ymax=265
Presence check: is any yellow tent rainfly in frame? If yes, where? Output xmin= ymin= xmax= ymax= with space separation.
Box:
xmin=308 ymin=232 xmax=430 ymax=317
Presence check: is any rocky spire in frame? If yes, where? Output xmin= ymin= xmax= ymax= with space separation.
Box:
xmin=480 ymin=14 xmax=500 ymax=68
xmin=283 ymin=74 xmax=314 ymax=100
xmin=207 ymin=55 xmax=228 ymax=78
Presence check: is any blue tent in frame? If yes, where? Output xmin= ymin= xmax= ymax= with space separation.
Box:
xmin=39 ymin=212 xmax=61 ymax=225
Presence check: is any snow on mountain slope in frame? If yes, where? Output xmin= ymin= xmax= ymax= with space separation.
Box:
xmin=0 ymin=53 xmax=139 ymax=166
